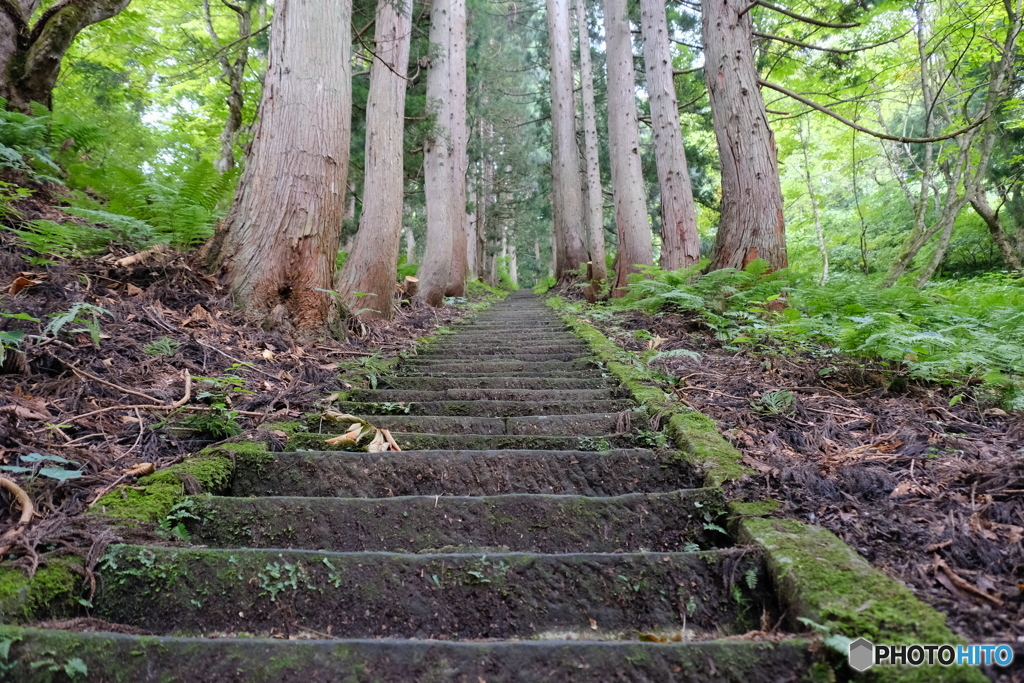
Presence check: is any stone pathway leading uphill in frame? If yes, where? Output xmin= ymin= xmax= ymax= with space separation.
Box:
xmin=9 ymin=291 xmax=815 ymax=681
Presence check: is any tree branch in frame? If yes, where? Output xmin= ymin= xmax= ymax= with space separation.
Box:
xmin=757 ymin=78 xmax=988 ymax=142
xmin=753 ymin=27 xmax=911 ymax=54
xmin=755 ymin=0 xmax=860 ymax=28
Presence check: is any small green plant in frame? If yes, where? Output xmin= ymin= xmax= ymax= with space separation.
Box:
xmin=0 ymin=310 xmax=38 ymax=364
xmin=749 ymin=390 xmax=795 ymax=416
xmin=365 ymin=401 xmax=411 ymax=415
xmin=182 ymin=364 xmax=253 ymax=437
xmin=144 ymin=337 xmax=180 ymax=357
xmin=44 ymin=302 xmax=113 ymax=348
xmin=578 ymin=436 xmax=611 ymax=451
xmin=0 ymin=452 xmax=84 ymax=482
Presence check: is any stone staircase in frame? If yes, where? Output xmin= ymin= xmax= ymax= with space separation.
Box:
xmin=9 ymin=291 xmax=815 ymax=681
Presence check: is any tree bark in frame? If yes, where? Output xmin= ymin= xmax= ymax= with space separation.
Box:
xmin=216 ymin=0 xmax=351 ymax=335
xmin=639 ymin=0 xmax=700 ymax=271
xmin=334 ymin=0 xmax=412 ymax=321
xmin=444 ymin=0 xmax=469 ymax=296
xmin=575 ymin=0 xmax=607 ymax=283
xmin=702 ymin=0 xmax=787 ymax=271
xmin=546 ymin=0 xmax=589 ymax=279
xmin=416 ymin=0 xmax=455 ymax=307
xmin=202 ymin=0 xmax=253 ymax=173
xmin=604 ymin=0 xmax=653 ymax=296
xmin=968 ymin=189 xmax=1023 ymax=270
xmin=1 ymin=0 xmax=132 ymax=113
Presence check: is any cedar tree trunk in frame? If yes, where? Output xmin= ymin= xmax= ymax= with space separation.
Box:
xmin=216 ymin=0 xmax=352 ymax=335
xmin=575 ymin=0 xmax=607 ymax=283
xmin=416 ymin=0 xmax=455 ymax=306
xmin=546 ymin=0 xmax=589 ymax=279
xmin=444 ymin=0 xmax=469 ymax=296
xmin=702 ymin=0 xmax=787 ymax=271
xmin=604 ymin=0 xmax=653 ymax=295
xmin=334 ymin=0 xmax=412 ymax=320
xmin=639 ymin=0 xmax=700 ymax=270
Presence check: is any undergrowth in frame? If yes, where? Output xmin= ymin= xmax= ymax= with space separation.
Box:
xmin=607 ymin=261 xmax=1024 ymax=410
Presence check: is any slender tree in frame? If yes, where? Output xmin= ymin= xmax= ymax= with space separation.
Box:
xmin=445 ymin=0 xmax=469 ymax=295
xmin=702 ymin=0 xmax=787 ymax=271
xmin=575 ymin=0 xmax=607 ymax=283
xmin=202 ymin=0 xmax=258 ymax=173
xmin=334 ymin=0 xmax=412 ymax=320
xmin=0 ymin=0 xmax=132 ymax=112
xmin=416 ymin=0 xmax=455 ymax=306
xmin=215 ymin=0 xmax=352 ymax=334
xmin=639 ymin=0 xmax=700 ymax=270
xmin=546 ymin=0 xmax=589 ymax=279
xmin=604 ymin=0 xmax=653 ymax=295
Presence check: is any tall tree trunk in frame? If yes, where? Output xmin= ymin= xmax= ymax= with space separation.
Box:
xmin=203 ymin=0 xmax=253 ymax=173
xmin=702 ymin=0 xmax=787 ymax=271
xmin=466 ymin=185 xmax=478 ymax=277
xmin=575 ymin=0 xmax=607 ymax=283
xmin=968 ymin=189 xmax=1023 ymax=270
xmin=0 ymin=0 xmax=132 ymax=113
xmin=604 ymin=0 xmax=653 ymax=296
xmin=405 ymin=226 xmax=416 ymax=264
xmin=546 ymin=0 xmax=589 ymax=279
xmin=333 ymin=0 xmax=412 ymax=321
xmin=416 ymin=0 xmax=455 ymax=306
xmin=445 ymin=0 xmax=469 ymax=296
xmin=216 ymin=0 xmax=351 ymax=334
xmin=797 ymin=120 xmax=829 ymax=285
xmin=639 ymin=0 xmax=700 ymax=270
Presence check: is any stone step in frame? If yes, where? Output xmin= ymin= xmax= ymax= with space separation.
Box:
xmin=230 ymin=449 xmax=696 ymax=497
xmin=377 ymin=376 xmax=617 ymax=390
xmin=95 ymin=546 xmax=771 ymax=639
xmin=349 ymin=388 xmax=619 ymax=403
xmin=288 ymin=431 xmax=635 ymax=452
xmin=398 ymin=368 xmax=607 ymax=379
xmin=443 ymin=331 xmax=577 ymax=341
xmin=412 ymin=352 xmax=585 ymax=362
xmin=337 ymin=399 xmax=633 ymax=418
xmin=186 ymin=489 xmax=727 ymax=553
xmin=1 ymin=627 xmax=816 ymax=683
xmin=306 ymin=411 xmax=644 ymax=437
xmin=403 ymin=354 xmax=592 ymax=366
xmin=416 ymin=345 xmax=588 ymax=357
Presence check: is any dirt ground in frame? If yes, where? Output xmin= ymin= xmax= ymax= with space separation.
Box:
xmin=586 ymin=308 xmax=1024 ymax=650
xmin=0 ymin=211 xmax=467 ymax=578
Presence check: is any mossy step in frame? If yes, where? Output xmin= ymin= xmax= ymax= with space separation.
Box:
xmin=230 ymin=448 xmax=696 ymax=497
xmin=288 ymin=431 xmax=635 ymax=452
xmin=397 ymin=368 xmax=608 ymax=379
xmin=377 ymin=376 xmax=617 ymax=390
xmin=185 ymin=489 xmax=727 ymax=553
xmin=418 ymin=341 xmax=588 ymax=353
xmin=410 ymin=352 xmax=585 ymax=362
xmin=349 ymin=388 xmax=618 ymax=403
xmin=442 ymin=331 xmax=578 ymax=341
xmin=95 ymin=546 xmax=771 ymax=639
xmin=307 ymin=410 xmax=646 ymax=437
xmin=336 ymin=399 xmax=633 ymax=418
xmin=0 ymin=626 xmax=817 ymax=683
xmin=402 ymin=355 xmax=592 ymax=367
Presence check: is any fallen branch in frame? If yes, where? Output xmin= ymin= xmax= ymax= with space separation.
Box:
xmin=0 ymin=475 xmax=34 ymax=555
xmin=934 ymin=555 xmax=1003 ymax=606
xmin=68 ymin=363 xmax=163 ymax=405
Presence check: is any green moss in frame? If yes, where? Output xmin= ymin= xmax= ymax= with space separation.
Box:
xmin=90 ymin=444 xmax=241 ymax=523
xmin=739 ymin=517 xmax=986 ymax=683
xmin=548 ymin=299 xmax=753 ymax=488
xmin=0 ymin=562 xmax=82 ymax=623
xmin=727 ymin=500 xmax=782 ymax=517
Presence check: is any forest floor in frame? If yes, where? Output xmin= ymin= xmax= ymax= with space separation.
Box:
xmin=583 ymin=306 xmax=1024 ymax=647
xmin=0 ymin=227 xmax=472 ymax=576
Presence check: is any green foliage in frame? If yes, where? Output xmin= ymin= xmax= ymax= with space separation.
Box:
xmin=6 ymin=220 xmax=116 ymax=264
xmin=44 ymin=303 xmax=113 ymax=348
xmin=67 ymin=161 xmax=238 ymax=248
xmin=533 ymin=275 xmax=557 ymax=294
xmin=619 ymin=266 xmax=1024 ymax=409
xmin=182 ymin=364 xmax=253 ymax=438
xmin=0 ymin=310 xmax=38 ymax=364
xmin=0 ymin=453 xmax=84 ymax=482
xmin=144 ymin=337 xmax=180 ymax=357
